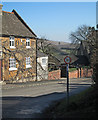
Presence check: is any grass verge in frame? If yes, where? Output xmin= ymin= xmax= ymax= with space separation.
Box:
xmin=42 ymin=86 xmax=97 ymax=120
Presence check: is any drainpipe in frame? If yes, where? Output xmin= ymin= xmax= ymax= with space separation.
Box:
xmin=36 ymin=38 xmax=37 ymax=81
xmin=0 ymin=4 xmax=2 ymax=81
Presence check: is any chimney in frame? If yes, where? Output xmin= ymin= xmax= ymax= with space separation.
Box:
xmin=0 ymin=4 xmax=3 ymax=15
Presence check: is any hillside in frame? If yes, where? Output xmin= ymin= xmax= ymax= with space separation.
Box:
xmin=38 ymin=39 xmax=78 ymax=64
xmin=45 ymin=40 xmax=78 ymax=63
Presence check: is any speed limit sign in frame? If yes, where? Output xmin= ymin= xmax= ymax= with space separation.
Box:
xmin=64 ymin=56 xmax=71 ymax=64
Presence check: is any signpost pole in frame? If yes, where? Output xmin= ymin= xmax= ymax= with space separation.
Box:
xmin=64 ymin=56 xmax=71 ymax=107
xmin=66 ymin=64 xmax=69 ymax=106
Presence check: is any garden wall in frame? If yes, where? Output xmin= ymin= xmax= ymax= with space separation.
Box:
xmin=48 ymin=68 xmax=93 ymax=80
xmin=69 ymin=68 xmax=93 ymax=79
xmin=48 ymin=70 xmax=61 ymax=80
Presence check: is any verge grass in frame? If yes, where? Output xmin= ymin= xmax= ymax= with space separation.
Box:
xmin=43 ymin=86 xmax=96 ymax=119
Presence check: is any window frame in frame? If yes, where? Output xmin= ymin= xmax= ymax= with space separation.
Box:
xmin=26 ymin=57 xmax=31 ymax=68
xmin=10 ymin=36 xmax=16 ymax=49
xmin=9 ymin=58 xmax=17 ymax=71
xmin=42 ymin=58 xmax=46 ymax=66
xmin=26 ymin=38 xmax=31 ymax=48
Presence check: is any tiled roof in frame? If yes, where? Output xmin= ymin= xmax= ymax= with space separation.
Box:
xmin=1 ymin=10 xmax=37 ymax=38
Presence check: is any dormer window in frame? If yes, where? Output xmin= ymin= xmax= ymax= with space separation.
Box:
xmin=10 ymin=36 xmax=15 ymax=48
xmin=26 ymin=38 xmax=31 ymax=48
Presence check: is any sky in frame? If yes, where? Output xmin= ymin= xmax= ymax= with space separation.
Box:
xmin=2 ymin=2 xmax=96 ymax=42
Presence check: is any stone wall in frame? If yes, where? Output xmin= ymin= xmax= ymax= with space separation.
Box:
xmin=0 ymin=59 xmax=2 ymax=80
xmin=0 ymin=36 xmax=37 ymax=83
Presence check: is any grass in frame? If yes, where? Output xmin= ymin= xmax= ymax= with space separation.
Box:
xmin=69 ymin=68 xmax=77 ymax=72
xmin=42 ymin=86 xmax=97 ymax=119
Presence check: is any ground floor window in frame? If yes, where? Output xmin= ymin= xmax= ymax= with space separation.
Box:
xmin=42 ymin=58 xmax=46 ymax=65
xmin=9 ymin=58 xmax=17 ymax=71
xmin=26 ymin=57 xmax=31 ymax=68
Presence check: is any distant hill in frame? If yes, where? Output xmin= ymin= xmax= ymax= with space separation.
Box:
xmin=44 ymin=40 xmax=78 ymax=63
xmin=38 ymin=39 xmax=78 ymax=63
xmin=45 ymin=40 xmax=76 ymax=49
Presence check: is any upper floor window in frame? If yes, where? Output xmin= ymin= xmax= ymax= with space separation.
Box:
xmin=26 ymin=57 xmax=31 ymax=68
xmin=9 ymin=58 xmax=17 ymax=71
xmin=10 ymin=36 xmax=15 ymax=48
xmin=26 ymin=38 xmax=31 ymax=48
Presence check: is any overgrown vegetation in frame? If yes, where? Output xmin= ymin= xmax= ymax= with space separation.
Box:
xmin=69 ymin=67 xmax=77 ymax=72
xmin=43 ymin=86 xmax=96 ymax=119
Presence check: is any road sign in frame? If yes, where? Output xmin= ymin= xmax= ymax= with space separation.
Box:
xmin=64 ymin=56 xmax=71 ymax=64
xmin=64 ymin=56 xmax=72 ymax=106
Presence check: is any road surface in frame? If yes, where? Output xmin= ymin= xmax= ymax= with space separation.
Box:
xmin=1 ymin=78 xmax=92 ymax=119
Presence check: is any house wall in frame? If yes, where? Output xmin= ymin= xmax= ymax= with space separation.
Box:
xmin=37 ymin=56 xmax=48 ymax=81
xmin=0 ymin=36 xmax=37 ymax=83
xmin=0 ymin=59 xmax=2 ymax=81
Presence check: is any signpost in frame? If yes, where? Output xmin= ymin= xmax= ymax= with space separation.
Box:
xmin=64 ymin=56 xmax=71 ymax=106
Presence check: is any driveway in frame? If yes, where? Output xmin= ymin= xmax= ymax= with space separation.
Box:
xmin=1 ymin=78 xmax=92 ymax=119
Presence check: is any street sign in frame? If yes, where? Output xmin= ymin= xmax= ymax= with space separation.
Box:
xmin=64 ymin=56 xmax=72 ymax=106
xmin=64 ymin=56 xmax=71 ymax=64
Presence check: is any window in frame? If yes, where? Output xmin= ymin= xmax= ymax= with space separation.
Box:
xmin=26 ymin=38 xmax=30 ymax=48
xmin=9 ymin=58 xmax=17 ymax=71
xmin=42 ymin=58 xmax=46 ymax=65
xmin=10 ymin=36 xmax=15 ymax=48
xmin=26 ymin=57 xmax=31 ymax=68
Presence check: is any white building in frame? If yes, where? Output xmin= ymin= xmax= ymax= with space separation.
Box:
xmin=37 ymin=51 xmax=48 ymax=81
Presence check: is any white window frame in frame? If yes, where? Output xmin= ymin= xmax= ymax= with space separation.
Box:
xmin=26 ymin=57 xmax=31 ymax=68
xmin=42 ymin=58 xmax=46 ymax=66
xmin=10 ymin=36 xmax=16 ymax=49
xmin=9 ymin=58 xmax=17 ymax=71
xmin=26 ymin=38 xmax=31 ymax=48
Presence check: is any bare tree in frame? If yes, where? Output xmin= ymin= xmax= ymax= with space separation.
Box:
xmin=37 ymin=38 xmax=60 ymax=71
xmin=70 ymin=25 xmax=97 ymax=84
xmin=70 ymin=25 xmax=96 ymax=59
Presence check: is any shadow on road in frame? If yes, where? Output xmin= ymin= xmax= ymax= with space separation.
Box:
xmin=1 ymin=81 xmax=91 ymax=119
xmin=2 ymin=92 xmax=66 ymax=119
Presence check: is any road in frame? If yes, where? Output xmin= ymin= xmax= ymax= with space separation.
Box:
xmin=1 ymin=78 xmax=92 ymax=119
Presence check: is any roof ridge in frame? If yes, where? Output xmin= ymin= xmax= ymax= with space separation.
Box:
xmin=2 ymin=11 xmax=14 ymax=14
xmin=12 ymin=9 xmax=37 ymax=37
